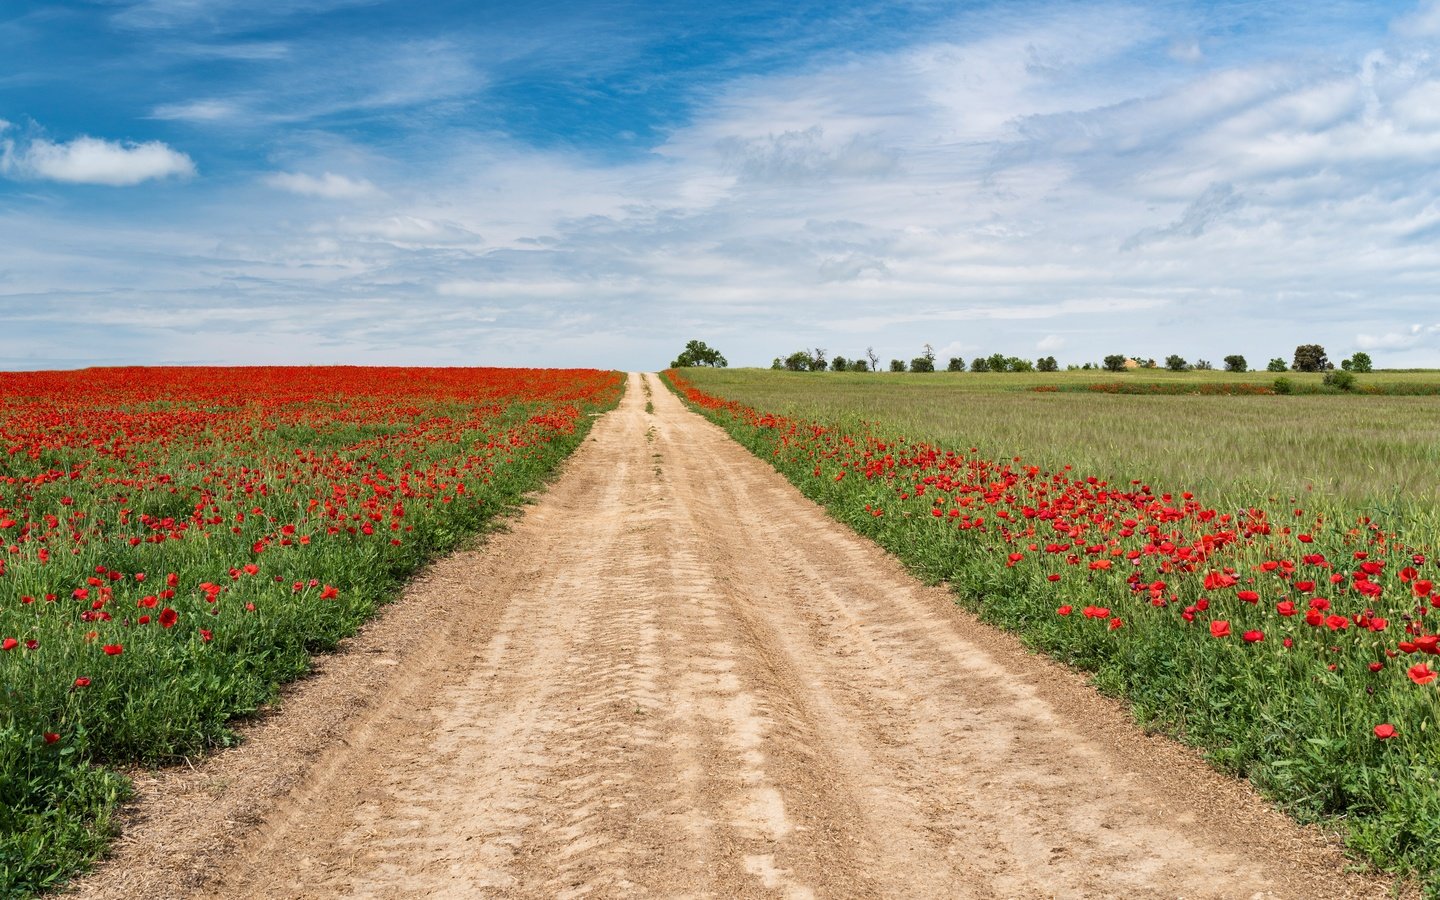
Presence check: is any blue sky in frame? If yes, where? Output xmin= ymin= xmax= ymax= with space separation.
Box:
xmin=2 ymin=0 xmax=1439 ymax=369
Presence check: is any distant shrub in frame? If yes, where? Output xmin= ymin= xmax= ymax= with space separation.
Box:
xmin=1324 ymin=369 xmax=1357 ymax=391
xmin=889 ymin=359 xmax=906 ymax=372
xmin=1267 ymin=358 xmax=1288 ymax=372
xmin=850 ymin=359 xmax=868 ymax=372
xmin=1102 ymin=354 xmax=1128 ymax=372
xmin=947 ymin=357 xmax=966 ymax=372
xmin=910 ymin=356 xmax=935 ymax=373
xmin=1273 ymin=377 xmax=1294 ymax=394
xmin=1224 ymin=354 xmax=1247 ymax=372
xmin=1165 ymin=355 xmax=1189 ymax=372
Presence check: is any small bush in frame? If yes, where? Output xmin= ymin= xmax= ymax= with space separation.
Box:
xmin=1273 ymin=377 xmax=1293 ymax=394
xmin=1324 ymin=370 xmax=1357 ymax=391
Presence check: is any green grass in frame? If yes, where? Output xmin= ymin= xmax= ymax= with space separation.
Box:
xmin=679 ymin=368 xmax=1440 ymax=524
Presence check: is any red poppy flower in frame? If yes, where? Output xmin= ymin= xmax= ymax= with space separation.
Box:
xmin=102 ymin=644 xmax=124 ymax=656
xmin=1 ymin=637 xmax=17 ymax=651
xmin=1056 ymin=605 xmax=1073 ymax=616
xmin=159 ymin=607 xmax=178 ymax=629
xmin=73 ymin=677 xmax=91 ymax=688
xmin=1276 ymin=600 xmax=1296 ymax=617
xmin=1242 ymin=630 xmax=1264 ymax=643
xmin=1408 ymin=663 xmax=1437 ymax=685
xmin=1109 ymin=617 xmax=1124 ymax=630
xmin=1325 ymin=615 xmax=1349 ymax=631
xmin=1374 ymin=724 xmax=1397 ymax=740
xmin=1210 ymin=620 xmax=1231 ymax=638
xmin=1236 ymin=590 xmax=1259 ymax=603
xmin=44 ymin=732 xmax=61 ymax=744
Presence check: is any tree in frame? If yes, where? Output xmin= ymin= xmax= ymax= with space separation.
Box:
xmin=866 ymin=346 xmax=880 ymax=372
xmin=1223 ymin=355 xmax=1247 ymax=373
xmin=970 ymin=357 xmax=990 ymax=373
xmin=1008 ymin=357 xmax=1034 ymax=373
xmin=987 ymin=352 xmax=1008 ymax=373
xmin=911 ymin=355 xmax=935 ymax=372
xmin=851 ymin=359 xmax=869 ymax=372
xmin=671 ymin=339 xmax=727 ymax=368
xmin=771 ymin=358 xmax=783 ymax=370
xmin=1036 ymin=356 xmax=1059 ymax=372
xmin=922 ymin=343 xmax=936 ymax=364
xmin=784 ymin=351 xmax=812 ymax=371
xmin=1349 ymin=351 xmax=1373 ymax=373
xmin=1164 ymin=355 xmax=1188 ymax=372
xmin=1292 ymin=344 xmax=1329 ymax=372
xmin=947 ymin=357 xmax=966 ymax=372
xmin=830 ymin=355 xmax=848 ymax=371
xmin=1267 ymin=358 xmax=1288 ymax=372
xmin=1102 ymin=354 xmax=1127 ymax=373
xmin=1194 ymin=359 xmax=1213 ymax=371
xmin=809 ymin=348 xmax=828 ymax=371
xmin=889 ymin=359 xmax=906 ymax=372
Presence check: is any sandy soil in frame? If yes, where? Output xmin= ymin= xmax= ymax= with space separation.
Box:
xmin=69 ymin=372 xmax=1396 ymax=899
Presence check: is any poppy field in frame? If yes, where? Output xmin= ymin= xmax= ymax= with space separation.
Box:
xmin=665 ymin=367 xmax=1440 ymax=892
xmin=0 ymin=366 xmax=622 ymax=894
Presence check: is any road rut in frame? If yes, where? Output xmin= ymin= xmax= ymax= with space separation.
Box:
xmin=75 ymin=372 xmax=1389 ymax=899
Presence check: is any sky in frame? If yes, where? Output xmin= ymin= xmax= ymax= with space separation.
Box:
xmin=2 ymin=0 xmax=1440 ymax=370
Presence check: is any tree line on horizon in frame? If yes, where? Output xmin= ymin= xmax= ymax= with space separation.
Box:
xmin=670 ymin=340 xmax=1377 ymax=376
xmin=756 ymin=344 xmax=1374 ymax=375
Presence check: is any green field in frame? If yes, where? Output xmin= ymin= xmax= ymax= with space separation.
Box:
xmin=679 ymin=368 xmax=1440 ymax=522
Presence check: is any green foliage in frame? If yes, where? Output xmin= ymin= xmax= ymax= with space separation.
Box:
xmin=670 ymin=339 xmax=727 ymax=368
xmin=1273 ymin=376 xmax=1294 ymax=394
xmin=1103 ymin=354 xmax=1128 ymax=372
xmin=1224 ymin=355 xmax=1248 ymax=372
xmin=830 ymin=356 xmax=848 ymax=372
xmin=889 ymin=359 xmax=906 ymax=372
xmin=1036 ymin=356 xmax=1059 ymax=372
xmin=946 ymin=357 xmax=966 ymax=372
xmin=1293 ymin=344 xmax=1330 ymax=373
xmin=986 ymin=352 xmax=1008 ymax=373
xmin=1268 ymin=358 xmax=1289 ymax=372
xmin=1194 ymin=359 xmax=1213 ymax=371
xmin=1350 ymin=352 xmax=1374 ymax=373
xmin=970 ymin=357 xmax=990 ymax=373
xmin=783 ymin=351 xmax=812 ymax=372
xmin=1324 ymin=369 xmax=1357 ymax=391
xmin=1165 ymin=355 xmax=1189 ymax=372
xmin=910 ymin=356 xmax=935 ymax=373
xmin=850 ymin=359 xmax=869 ymax=372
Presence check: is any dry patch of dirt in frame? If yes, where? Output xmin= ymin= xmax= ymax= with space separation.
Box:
xmin=69 ymin=373 xmax=1397 ymax=899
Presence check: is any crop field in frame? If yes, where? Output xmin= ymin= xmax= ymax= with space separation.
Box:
xmin=0 ymin=366 xmax=622 ymax=894
xmin=668 ymin=366 xmax=1440 ymax=889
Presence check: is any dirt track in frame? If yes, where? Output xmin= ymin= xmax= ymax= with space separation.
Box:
xmin=73 ymin=372 xmax=1391 ymax=899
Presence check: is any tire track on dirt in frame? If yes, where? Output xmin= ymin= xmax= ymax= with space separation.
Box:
xmin=73 ymin=372 xmax=1394 ymax=899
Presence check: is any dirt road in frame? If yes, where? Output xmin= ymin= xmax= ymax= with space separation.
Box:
xmin=76 ymin=372 xmax=1388 ymax=899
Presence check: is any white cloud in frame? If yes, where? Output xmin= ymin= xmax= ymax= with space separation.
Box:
xmin=1037 ymin=334 xmax=1066 ymax=352
xmin=1356 ymin=323 xmax=1440 ymax=350
xmin=1169 ymin=40 xmax=1203 ymax=64
xmin=1 ymin=135 xmax=195 ymax=185
xmin=263 ymin=171 xmax=379 ymax=199
xmin=1391 ymin=1 xmax=1440 ymax=39
xmin=151 ymin=99 xmax=244 ymax=121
